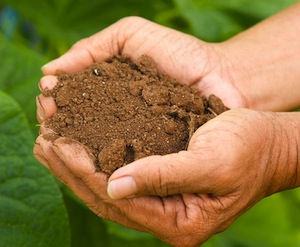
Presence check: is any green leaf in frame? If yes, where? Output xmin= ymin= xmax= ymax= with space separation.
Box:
xmin=174 ymin=0 xmax=298 ymax=41
xmin=1 ymin=0 xmax=171 ymax=57
xmin=105 ymin=221 xmax=154 ymax=240
xmin=0 ymin=34 xmax=45 ymax=132
xmin=105 ymin=221 xmax=169 ymax=247
xmin=0 ymin=91 xmax=70 ymax=247
xmin=2 ymin=1 xmax=299 ymax=246
xmin=215 ymin=192 xmax=300 ymax=247
xmin=64 ymin=191 xmax=169 ymax=247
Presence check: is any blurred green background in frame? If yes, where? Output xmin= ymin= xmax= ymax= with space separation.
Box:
xmin=1 ymin=0 xmax=300 ymax=246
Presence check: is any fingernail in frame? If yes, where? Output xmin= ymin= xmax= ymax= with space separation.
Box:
xmin=36 ymin=96 xmax=45 ymax=121
xmin=107 ymin=176 xmax=137 ymax=200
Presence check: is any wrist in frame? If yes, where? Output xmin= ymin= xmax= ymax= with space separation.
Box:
xmin=216 ymin=3 xmax=300 ymax=111
xmin=219 ymin=39 xmax=300 ymax=112
xmin=264 ymin=112 xmax=300 ymax=195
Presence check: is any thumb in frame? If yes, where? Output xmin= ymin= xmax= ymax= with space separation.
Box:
xmin=107 ymin=151 xmax=217 ymax=200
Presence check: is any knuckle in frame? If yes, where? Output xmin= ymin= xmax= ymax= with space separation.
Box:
xmin=144 ymin=155 xmax=181 ymax=196
xmin=117 ymin=16 xmax=147 ymax=26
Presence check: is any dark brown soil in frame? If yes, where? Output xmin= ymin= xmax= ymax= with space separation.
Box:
xmin=44 ymin=55 xmax=228 ymax=175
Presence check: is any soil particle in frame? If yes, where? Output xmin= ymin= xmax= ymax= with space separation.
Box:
xmin=44 ymin=55 xmax=229 ymax=175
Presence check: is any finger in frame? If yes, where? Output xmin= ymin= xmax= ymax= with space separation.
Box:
xmin=39 ymin=75 xmax=58 ymax=92
xmin=38 ymin=136 xmax=106 ymax=199
xmin=107 ymin=110 xmax=252 ymax=200
xmin=36 ymin=75 xmax=58 ymax=124
xmin=53 ymin=137 xmax=163 ymax=203
xmin=51 ymin=137 xmax=221 ymax=246
xmin=41 ymin=17 xmax=206 ymax=87
xmin=50 ymin=137 xmax=153 ymax=233
xmin=107 ymin=149 xmax=224 ymax=200
xmin=38 ymin=123 xmax=57 ymax=135
xmin=36 ymin=94 xmax=57 ymax=123
xmin=41 ymin=17 xmax=155 ymax=74
xmin=33 ymin=142 xmax=50 ymax=169
xmin=36 ymin=135 xmax=72 ymax=185
xmin=52 ymin=137 xmax=101 ymax=185
xmin=41 ymin=26 xmax=116 ymax=75
xmin=37 ymin=136 xmax=149 ymax=232
xmin=54 ymin=138 xmax=168 ymax=232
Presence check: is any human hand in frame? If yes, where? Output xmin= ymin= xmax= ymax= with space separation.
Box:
xmin=34 ymin=108 xmax=300 ymax=246
xmin=37 ymin=17 xmax=246 ymax=124
xmin=34 ymin=16 xmax=300 ymax=246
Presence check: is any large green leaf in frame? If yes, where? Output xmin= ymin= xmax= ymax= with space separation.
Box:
xmin=64 ymin=192 xmax=170 ymax=247
xmin=1 ymin=0 xmax=173 ymax=57
xmin=0 ymin=34 xmax=45 ymax=132
xmin=174 ymin=0 xmax=298 ymax=41
xmin=1 ymin=1 xmax=300 ymax=246
xmin=0 ymin=91 xmax=70 ymax=247
xmin=209 ymin=190 xmax=300 ymax=247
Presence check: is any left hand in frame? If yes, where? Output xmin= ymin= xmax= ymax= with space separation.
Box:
xmin=34 ymin=108 xmax=299 ymax=247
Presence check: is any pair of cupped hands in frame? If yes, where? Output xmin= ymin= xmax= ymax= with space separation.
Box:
xmin=34 ymin=17 xmax=299 ymax=246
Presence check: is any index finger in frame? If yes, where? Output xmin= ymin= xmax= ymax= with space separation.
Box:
xmin=40 ymin=17 xmax=206 ymax=89
xmin=41 ymin=17 xmax=140 ymax=75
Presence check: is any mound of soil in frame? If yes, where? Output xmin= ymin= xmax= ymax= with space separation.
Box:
xmin=44 ymin=55 xmax=228 ymax=175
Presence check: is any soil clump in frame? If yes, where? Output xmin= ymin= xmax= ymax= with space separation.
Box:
xmin=44 ymin=55 xmax=228 ymax=175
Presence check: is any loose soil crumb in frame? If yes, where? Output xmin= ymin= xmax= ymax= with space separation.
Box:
xmin=44 ymin=55 xmax=228 ymax=175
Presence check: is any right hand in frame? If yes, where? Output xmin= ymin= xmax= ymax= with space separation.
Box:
xmin=34 ymin=108 xmax=300 ymax=247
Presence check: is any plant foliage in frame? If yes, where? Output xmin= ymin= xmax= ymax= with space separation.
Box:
xmin=0 ymin=91 xmax=70 ymax=246
xmin=0 ymin=0 xmax=300 ymax=246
